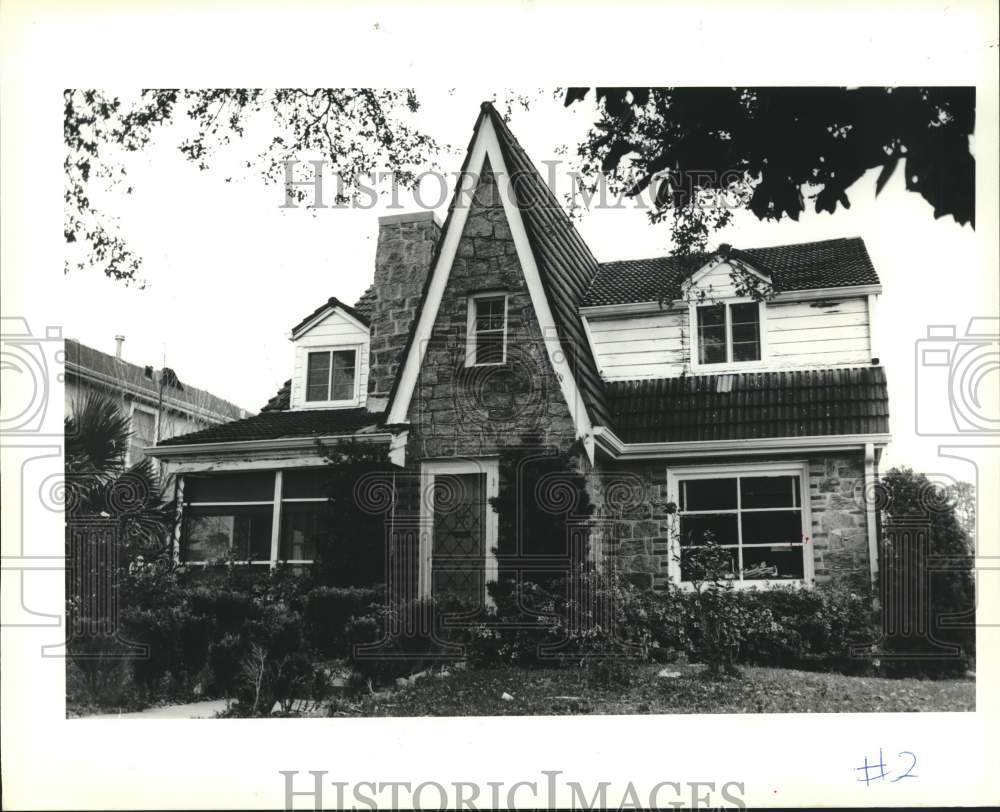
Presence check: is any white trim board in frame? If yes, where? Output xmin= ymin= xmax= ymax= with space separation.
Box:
xmin=384 ymin=115 xmax=595 ymax=456
xmin=578 ymin=284 xmax=884 ymax=318
xmin=592 ymin=426 xmax=891 ymax=460
xmin=291 ymin=302 xmax=370 ymax=340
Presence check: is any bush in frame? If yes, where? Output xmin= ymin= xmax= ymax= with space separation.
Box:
xmin=345 ymin=596 xmax=476 ymax=686
xmin=300 ymin=586 xmax=382 ymax=658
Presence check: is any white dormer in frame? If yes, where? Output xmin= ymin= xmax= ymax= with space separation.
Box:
xmin=289 ymin=298 xmax=370 ymax=410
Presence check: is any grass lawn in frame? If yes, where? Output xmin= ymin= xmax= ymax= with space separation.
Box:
xmin=331 ymin=663 xmax=975 ymax=716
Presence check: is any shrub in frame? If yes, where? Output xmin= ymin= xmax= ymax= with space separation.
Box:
xmin=345 ymin=596 xmax=476 ymax=686
xmin=300 ymin=586 xmax=382 ymax=658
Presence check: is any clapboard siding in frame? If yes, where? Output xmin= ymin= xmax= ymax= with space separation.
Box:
xmin=587 ymin=308 xmax=689 ymax=380
xmin=290 ymin=309 xmax=370 ymax=409
xmin=587 ymin=295 xmax=873 ymax=380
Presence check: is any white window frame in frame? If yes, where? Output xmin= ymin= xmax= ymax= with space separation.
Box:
xmin=465 ymin=292 xmax=508 ymax=367
xmin=419 ymin=458 xmax=500 ymax=605
xmin=303 ymin=345 xmax=361 ymax=407
xmin=688 ymin=298 xmax=767 ymax=373
xmin=666 ymin=460 xmax=814 ymax=589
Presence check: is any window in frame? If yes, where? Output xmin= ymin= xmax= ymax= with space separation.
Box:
xmin=305 ymin=349 xmax=357 ymax=403
xmin=466 ymin=293 xmax=507 ymax=366
xmin=695 ymin=302 xmax=761 ymax=365
xmin=180 ymin=469 xmax=334 ymax=566
xmin=128 ymin=407 xmax=156 ymax=464
xmin=182 ymin=472 xmax=276 ymax=564
xmin=671 ymin=466 xmax=809 ymax=584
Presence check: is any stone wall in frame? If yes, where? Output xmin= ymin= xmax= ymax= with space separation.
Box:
xmin=407 ymin=160 xmax=577 ymax=459
xmin=808 ymin=454 xmax=871 ymax=587
xmin=366 ymin=211 xmax=440 ymax=412
xmin=598 ymin=452 xmax=873 ymax=589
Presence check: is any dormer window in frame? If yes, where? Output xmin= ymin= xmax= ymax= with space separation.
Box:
xmin=305 ymin=348 xmax=357 ymax=403
xmin=695 ymin=302 xmax=762 ymax=366
xmin=466 ymin=292 xmax=508 ymax=366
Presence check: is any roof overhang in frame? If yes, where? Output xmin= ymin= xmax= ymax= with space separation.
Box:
xmin=291 ymin=300 xmax=370 ymax=340
xmin=592 ymin=425 xmax=891 ymax=460
xmin=579 ymin=283 xmax=884 ymax=318
xmin=147 ymin=431 xmax=397 ymax=460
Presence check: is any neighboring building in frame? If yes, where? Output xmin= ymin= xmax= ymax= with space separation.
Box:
xmin=65 ymin=337 xmax=248 ymax=467
xmin=149 ymin=102 xmax=890 ymax=601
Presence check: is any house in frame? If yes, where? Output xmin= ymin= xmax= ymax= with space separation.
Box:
xmin=148 ymin=102 xmax=890 ymax=602
xmin=65 ymin=337 xmax=248 ymax=467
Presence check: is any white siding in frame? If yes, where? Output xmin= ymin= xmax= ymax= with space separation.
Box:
xmin=587 ymin=308 xmax=688 ymax=380
xmin=290 ymin=309 xmax=370 ymax=409
xmin=587 ymin=294 xmax=873 ymax=381
xmin=766 ymin=297 xmax=871 ymax=367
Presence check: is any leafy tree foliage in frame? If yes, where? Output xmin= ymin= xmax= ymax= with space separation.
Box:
xmin=565 ymin=87 xmax=975 ymax=254
xmin=879 ymin=467 xmax=976 ymax=676
xmin=65 ymin=89 xmax=439 ymax=283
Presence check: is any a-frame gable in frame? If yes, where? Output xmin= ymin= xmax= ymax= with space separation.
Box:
xmin=385 ymin=106 xmax=598 ymax=458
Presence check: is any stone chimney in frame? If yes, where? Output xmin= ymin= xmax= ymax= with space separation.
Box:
xmin=366 ymin=211 xmax=441 ymax=413
xmin=114 ymin=334 xmax=125 ymax=359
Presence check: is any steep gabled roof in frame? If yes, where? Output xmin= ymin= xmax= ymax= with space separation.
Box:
xmin=384 ymin=103 xmax=610 ymax=437
xmin=584 ymin=237 xmax=881 ymax=307
xmin=606 ymin=366 xmax=889 ymax=443
xmin=290 ymin=295 xmax=370 ymax=338
xmin=485 ymin=106 xmax=612 ymax=427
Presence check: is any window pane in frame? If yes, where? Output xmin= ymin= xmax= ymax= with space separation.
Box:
xmin=730 ymin=303 xmax=760 ymax=361
xmin=742 ymin=545 xmax=804 ymax=580
xmin=697 ymin=305 xmax=727 ymax=364
xmin=283 ymin=469 xmax=333 ymax=499
xmin=184 ymin=471 xmax=275 ymax=502
xmin=741 ymin=475 xmax=798 ymax=508
xmin=330 ymin=350 xmax=356 ymax=401
xmin=679 ymin=513 xmax=739 ymax=546
xmin=183 ymin=505 xmax=273 ymax=562
xmin=475 ymin=330 xmax=503 ymax=364
xmin=682 ymin=478 xmax=737 ymax=511
xmin=741 ymin=510 xmax=803 ymax=545
xmin=306 ymin=352 xmax=331 ymax=401
xmin=279 ymin=502 xmax=328 ymax=561
xmin=681 ymin=545 xmax=737 ymax=581
xmin=475 ymin=297 xmax=505 ymax=331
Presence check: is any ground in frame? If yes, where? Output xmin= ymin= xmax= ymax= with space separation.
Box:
xmin=330 ymin=663 xmax=975 ymax=717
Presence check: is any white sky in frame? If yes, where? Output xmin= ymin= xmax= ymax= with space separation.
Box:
xmin=63 ymin=87 xmax=995 ymax=479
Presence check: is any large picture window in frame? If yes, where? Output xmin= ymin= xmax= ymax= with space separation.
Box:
xmin=180 ymin=469 xmax=331 ymax=565
xmin=305 ymin=348 xmax=357 ymax=403
xmin=671 ymin=465 xmax=810 ymax=584
xmin=695 ymin=302 xmax=762 ymax=365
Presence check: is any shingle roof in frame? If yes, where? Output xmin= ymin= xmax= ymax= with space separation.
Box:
xmin=584 ymin=237 xmax=880 ymax=307
xmin=354 ymin=285 xmax=377 ymax=321
xmin=260 ymin=379 xmax=291 ymax=412
xmin=485 ymin=105 xmax=612 ymax=427
xmin=65 ymin=339 xmax=246 ymax=421
xmin=606 ymin=366 xmax=889 ymax=443
xmin=290 ymin=296 xmax=370 ymax=337
xmin=157 ymin=407 xmax=385 ymax=446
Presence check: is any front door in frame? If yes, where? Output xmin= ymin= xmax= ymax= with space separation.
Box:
xmin=420 ymin=460 xmax=499 ymax=605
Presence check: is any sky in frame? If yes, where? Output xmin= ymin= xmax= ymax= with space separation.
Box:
xmin=63 ymin=87 xmax=996 ymax=481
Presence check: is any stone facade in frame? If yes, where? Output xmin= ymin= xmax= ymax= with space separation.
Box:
xmin=808 ymin=454 xmax=871 ymax=587
xmin=596 ymin=452 xmax=873 ymax=590
xmin=407 ymin=161 xmax=577 ymax=460
xmin=366 ymin=211 xmax=441 ymax=412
